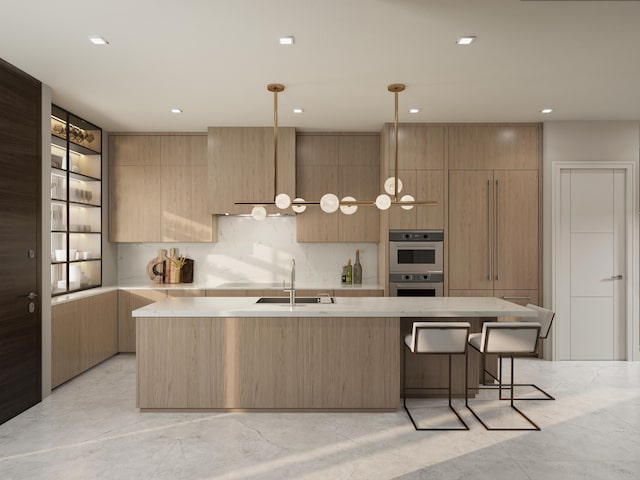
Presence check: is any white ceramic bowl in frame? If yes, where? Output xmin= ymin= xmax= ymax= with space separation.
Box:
xmin=54 ymin=249 xmax=76 ymax=262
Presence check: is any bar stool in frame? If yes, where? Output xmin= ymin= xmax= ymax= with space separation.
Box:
xmin=494 ymin=304 xmax=556 ymax=401
xmin=466 ymin=321 xmax=542 ymax=431
xmin=403 ymin=322 xmax=471 ymax=431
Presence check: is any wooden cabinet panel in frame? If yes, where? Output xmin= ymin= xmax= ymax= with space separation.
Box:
xmin=205 ymin=289 xmax=248 ymax=297
xmin=448 ymin=125 xmax=540 ymax=170
xmin=494 ymin=170 xmax=539 ymax=290
xmin=110 ymin=135 xmax=216 ymax=243
xmin=388 ymin=169 xmax=416 ymax=230
xmin=448 ymin=169 xmax=539 ymax=293
xmin=52 ymin=292 xmax=118 ymax=388
xmin=109 ymin=165 xmax=161 ymax=242
xmin=338 ymin=165 xmax=380 ymax=242
xmin=161 ymin=165 xmax=215 ymax=242
xmin=297 ymin=135 xmax=338 ymax=166
xmin=296 ymin=134 xmax=380 ymax=242
xmin=296 ymin=164 xmax=340 ymax=242
xmin=333 ymin=289 xmax=383 ymax=297
xmin=119 ymin=289 xmax=168 ymax=352
xmin=109 ymin=135 xmax=161 ymax=167
xmin=416 ymin=170 xmax=444 ymax=230
xmin=52 ymin=299 xmax=88 ymax=388
xmin=207 ymin=127 xmax=296 ymax=214
xmin=160 ymin=135 xmax=206 ymax=166
xmin=448 ymin=170 xmax=494 ymax=290
xmin=338 ymin=135 xmax=380 ymax=166
xmin=385 ymin=125 xmax=445 ymax=170
xmin=88 ymin=291 xmax=118 ymax=366
xmin=448 ymin=289 xmax=494 ymax=297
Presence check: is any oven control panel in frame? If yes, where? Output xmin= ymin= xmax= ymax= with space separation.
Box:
xmin=389 ymin=272 xmax=444 ymax=283
xmin=389 ymin=230 xmax=444 ymax=242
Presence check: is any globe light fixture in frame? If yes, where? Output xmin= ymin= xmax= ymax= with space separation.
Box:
xmin=340 ymin=196 xmax=358 ymax=215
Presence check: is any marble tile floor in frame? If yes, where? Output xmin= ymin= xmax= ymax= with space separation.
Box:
xmin=1 ymin=354 xmax=639 ymax=480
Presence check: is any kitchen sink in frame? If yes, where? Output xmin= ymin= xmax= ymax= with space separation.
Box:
xmin=256 ymin=296 xmax=335 ymax=305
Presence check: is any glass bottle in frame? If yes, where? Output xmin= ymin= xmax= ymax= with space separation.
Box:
xmin=346 ymin=258 xmax=353 ymax=285
xmin=353 ymin=249 xmax=362 ymax=285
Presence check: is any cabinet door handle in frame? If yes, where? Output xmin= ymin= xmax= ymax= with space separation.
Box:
xmin=487 ymin=179 xmax=492 ymax=281
xmin=502 ymin=296 xmax=531 ymax=300
xmin=611 ymin=275 xmax=623 ymax=280
xmin=495 ymin=179 xmax=500 ymax=281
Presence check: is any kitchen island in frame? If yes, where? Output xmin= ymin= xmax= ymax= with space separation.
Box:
xmin=133 ymin=296 xmax=535 ymax=411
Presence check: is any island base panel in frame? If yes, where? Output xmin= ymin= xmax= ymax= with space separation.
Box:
xmin=137 ymin=316 xmax=400 ymax=410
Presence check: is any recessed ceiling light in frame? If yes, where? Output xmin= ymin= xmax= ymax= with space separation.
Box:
xmin=279 ymin=36 xmax=295 ymax=45
xmin=89 ymin=37 xmax=109 ymax=45
xmin=541 ymin=108 xmax=553 ymax=114
xmin=408 ymin=108 xmax=420 ymax=114
xmin=293 ymin=108 xmax=304 ymax=114
xmin=456 ymin=36 xmax=476 ymax=45
xmin=170 ymin=108 xmax=183 ymax=114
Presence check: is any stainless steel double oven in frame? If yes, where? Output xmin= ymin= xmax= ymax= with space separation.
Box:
xmin=389 ymin=230 xmax=444 ymax=297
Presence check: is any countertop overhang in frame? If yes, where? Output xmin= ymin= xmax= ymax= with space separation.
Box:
xmin=132 ymin=296 xmax=537 ymax=318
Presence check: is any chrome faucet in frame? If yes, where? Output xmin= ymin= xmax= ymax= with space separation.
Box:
xmin=283 ymin=258 xmax=296 ymax=305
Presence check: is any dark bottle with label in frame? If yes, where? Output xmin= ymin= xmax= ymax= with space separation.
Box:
xmin=341 ymin=265 xmax=347 ymax=284
xmin=353 ymin=249 xmax=362 ymax=285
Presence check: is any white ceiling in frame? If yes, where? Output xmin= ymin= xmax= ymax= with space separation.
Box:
xmin=1 ymin=0 xmax=639 ymax=133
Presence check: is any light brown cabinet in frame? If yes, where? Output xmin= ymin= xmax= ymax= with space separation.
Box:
xmin=296 ymin=134 xmax=380 ymax=242
xmin=207 ymin=127 xmax=296 ymax=215
xmin=51 ymin=291 xmax=117 ymax=388
xmin=109 ymin=134 xmax=216 ymax=242
xmin=448 ymin=169 xmax=539 ymax=292
xmin=118 ymin=289 xmax=167 ymax=353
xmin=380 ymin=125 xmax=445 ymax=230
xmin=448 ymin=125 xmax=540 ymax=170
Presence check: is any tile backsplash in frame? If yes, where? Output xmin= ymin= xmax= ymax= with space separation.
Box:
xmin=117 ymin=216 xmax=379 ymax=286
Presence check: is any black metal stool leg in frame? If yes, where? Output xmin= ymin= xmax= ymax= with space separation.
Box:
xmin=404 ymin=347 xmax=469 ymax=431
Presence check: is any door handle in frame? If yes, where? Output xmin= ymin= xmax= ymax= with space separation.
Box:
xmin=611 ymin=275 xmax=623 ymax=280
xmin=495 ymin=179 xmax=500 ymax=281
xmin=21 ymin=292 xmax=38 ymax=300
xmin=487 ymin=179 xmax=492 ymax=281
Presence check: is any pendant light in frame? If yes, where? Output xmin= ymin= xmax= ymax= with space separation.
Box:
xmin=237 ymin=82 xmax=437 ymax=219
xmin=312 ymin=83 xmax=437 ymax=212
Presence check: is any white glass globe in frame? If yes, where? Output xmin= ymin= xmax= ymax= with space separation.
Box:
xmin=275 ymin=193 xmax=291 ymax=209
xmin=384 ymin=176 xmax=403 ymax=195
xmin=291 ymin=197 xmax=307 ymax=213
xmin=339 ymin=196 xmax=358 ymax=215
xmin=320 ymin=193 xmax=340 ymax=213
xmin=375 ymin=194 xmax=392 ymax=210
xmin=251 ymin=206 xmax=267 ymax=221
xmin=400 ymin=194 xmax=415 ymax=210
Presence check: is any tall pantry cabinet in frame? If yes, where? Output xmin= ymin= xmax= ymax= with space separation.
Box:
xmin=447 ymin=125 xmax=540 ymax=305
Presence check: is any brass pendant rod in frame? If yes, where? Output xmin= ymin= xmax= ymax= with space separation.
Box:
xmin=393 ymin=88 xmax=399 ymax=202
xmin=273 ymin=86 xmax=278 ymax=201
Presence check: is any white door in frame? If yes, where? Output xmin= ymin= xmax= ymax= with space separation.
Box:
xmin=556 ymin=169 xmax=627 ymax=360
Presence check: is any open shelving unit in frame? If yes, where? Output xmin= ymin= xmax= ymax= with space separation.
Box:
xmin=50 ymin=105 xmax=102 ymax=296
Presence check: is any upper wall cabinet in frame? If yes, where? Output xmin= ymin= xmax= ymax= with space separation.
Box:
xmin=109 ymin=134 xmax=217 ymax=242
xmin=207 ymin=127 xmax=296 ymax=215
xmin=448 ymin=125 xmax=540 ymax=170
xmin=296 ymin=134 xmax=380 ymax=242
xmin=380 ymin=125 xmax=445 ymax=230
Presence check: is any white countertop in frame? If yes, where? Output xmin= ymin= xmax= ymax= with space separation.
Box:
xmin=132 ymin=296 xmax=536 ymax=318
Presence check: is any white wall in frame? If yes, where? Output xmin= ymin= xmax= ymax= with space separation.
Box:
xmin=543 ymin=121 xmax=640 ymax=360
xmin=117 ymin=216 xmax=379 ymax=287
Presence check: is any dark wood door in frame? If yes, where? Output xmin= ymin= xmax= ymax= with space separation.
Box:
xmin=0 ymin=58 xmax=42 ymax=425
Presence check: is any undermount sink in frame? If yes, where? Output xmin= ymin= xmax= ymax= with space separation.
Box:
xmin=256 ymin=296 xmax=335 ymax=305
